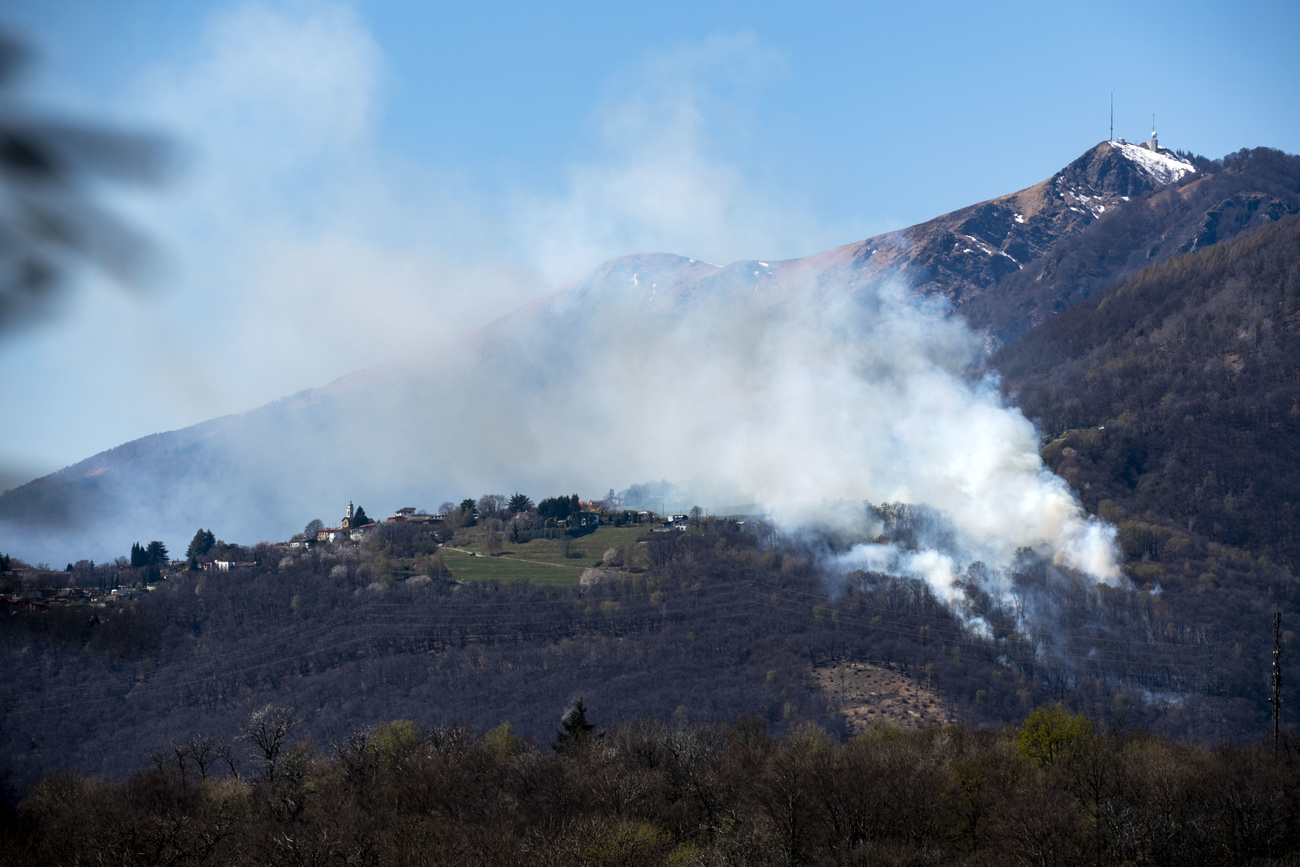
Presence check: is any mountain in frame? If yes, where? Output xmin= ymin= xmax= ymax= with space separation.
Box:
xmin=3 ymin=143 xmax=1299 ymax=564
xmin=963 ymin=146 xmax=1300 ymax=343
xmin=801 ymin=139 xmax=1198 ymax=309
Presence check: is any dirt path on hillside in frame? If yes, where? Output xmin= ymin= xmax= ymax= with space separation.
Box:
xmin=442 ymin=547 xmax=584 ymax=570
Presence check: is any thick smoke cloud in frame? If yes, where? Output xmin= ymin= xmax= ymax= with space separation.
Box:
xmin=479 ymin=257 xmax=1123 ymax=603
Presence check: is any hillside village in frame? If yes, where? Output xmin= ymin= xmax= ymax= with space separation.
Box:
xmin=0 ymin=492 xmax=710 ymax=609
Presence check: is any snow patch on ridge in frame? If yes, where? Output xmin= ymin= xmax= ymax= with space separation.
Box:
xmin=1111 ymin=141 xmax=1196 ymax=185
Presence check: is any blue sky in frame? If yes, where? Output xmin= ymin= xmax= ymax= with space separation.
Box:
xmin=3 ymin=0 xmax=1299 ymax=487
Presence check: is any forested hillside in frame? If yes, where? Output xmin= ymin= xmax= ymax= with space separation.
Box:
xmin=6 ymin=147 xmax=1300 ymax=860
xmin=1 ymin=515 xmax=1285 ymax=806
xmin=986 ymin=214 xmax=1300 ymax=742
xmin=996 ymin=213 xmax=1300 ymax=571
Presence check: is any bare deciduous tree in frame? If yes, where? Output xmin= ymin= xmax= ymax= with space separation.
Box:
xmin=241 ymin=705 xmax=300 ymax=783
xmin=477 ymin=493 xmax=507 ymax=519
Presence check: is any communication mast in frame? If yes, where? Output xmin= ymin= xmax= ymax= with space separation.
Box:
xmin=1110 ymin=92 xmax=1114 ymax=142
xmin=1269 ymin=610 xmax=1283 ymax=754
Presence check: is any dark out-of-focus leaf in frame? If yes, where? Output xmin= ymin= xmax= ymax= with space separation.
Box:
xmin=0 ymin=30 xmax=172 ymax=334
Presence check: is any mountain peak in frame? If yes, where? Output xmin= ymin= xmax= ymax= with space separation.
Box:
xmin=1107 ymin=139 xmax=1196 ymax=185
xmin=1053 ymin=140 xmax=1194 ymax=203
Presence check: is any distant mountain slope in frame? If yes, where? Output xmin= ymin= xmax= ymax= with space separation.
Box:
xmin=805 ymin=140 xmax=1198 ymax=308
xmin=2 ymin=143 xmax=1298 ymax=563
xmin=964 ymin=147 xmax=1300 ymax=342
xmin=995 ymin=213 xmax=1300 ymax=570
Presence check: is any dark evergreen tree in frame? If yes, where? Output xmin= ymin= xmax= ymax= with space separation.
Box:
xmin=352 ymin=505 xmax=371 ymax=527
xmin=552 ymin=697 xmax=601 ymax=753
xmin=145 ymin=541 xmax=168 ymax=565
xmin=130 ymin=542 xmax=146 ymax=568
xmin=186 ymin=528 xmax=216 ymax=559
xmin=538 ymin=494 xmax=581 ymax=522
xmin=508 ymin=492 xmax=533 ymax=513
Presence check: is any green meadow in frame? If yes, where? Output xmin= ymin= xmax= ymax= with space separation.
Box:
xmin=438 ymin=524 xmax=654 ymax=587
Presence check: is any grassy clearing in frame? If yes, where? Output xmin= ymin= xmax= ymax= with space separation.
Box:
xmin=438 ymin=547 xmax=584 ymax=586
xmin=459 ymin=525 xmax=650 ymax=563
xmin=439 ymin=524 xmax=654 ymax=587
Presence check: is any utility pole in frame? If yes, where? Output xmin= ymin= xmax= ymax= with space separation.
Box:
xmin=1269 ymin=610 xmax=1282 ymax=754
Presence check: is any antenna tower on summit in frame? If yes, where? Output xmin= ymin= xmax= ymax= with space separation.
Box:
xmin=1110 ymin=92 xmax=1113 ymax=142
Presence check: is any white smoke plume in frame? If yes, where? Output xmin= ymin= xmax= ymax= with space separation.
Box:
xmin=484 ymin=258 xmax=1124 ymax=607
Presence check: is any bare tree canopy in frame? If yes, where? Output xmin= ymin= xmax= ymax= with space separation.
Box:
xmin=240 ymin=704 xmax=300 ymax=783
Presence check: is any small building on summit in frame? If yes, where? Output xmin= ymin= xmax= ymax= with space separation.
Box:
xmin=387 ymin=506 xmax=444 ymax=525
xmin=317 ymin=502 xmax=377 ymax=543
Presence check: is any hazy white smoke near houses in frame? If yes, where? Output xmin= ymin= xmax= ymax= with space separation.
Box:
xmin=504 ymin=262 xmax=1123 ymax=601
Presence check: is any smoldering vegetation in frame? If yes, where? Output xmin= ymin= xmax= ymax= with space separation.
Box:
xmin=1 ymin=517 xmax=1281 ymax=811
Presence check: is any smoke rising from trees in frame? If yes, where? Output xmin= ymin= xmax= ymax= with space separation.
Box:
xmin=483 ymin=261 xmax=1123 ymax=610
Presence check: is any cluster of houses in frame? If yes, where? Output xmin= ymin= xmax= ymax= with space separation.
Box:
xmin=298 ymin=501 xmax=665 ymax=548
xmin=2 ymin=585 xmax=148 ymax=612
xmin=289 ymin=503 xmax=445 ymax=548
xmin=3 ymin=498 xmax=706 ymax=612
xmin=288 ymin=500 xmax=696 ymax=550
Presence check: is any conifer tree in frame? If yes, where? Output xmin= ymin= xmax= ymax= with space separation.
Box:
xmin=145 ymin=541 xmax=168 ymax=565
xmin=186 ymin=528 xmax=216 ymax=559
xmin=552 ymin=697 xmax=601 ymax=753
